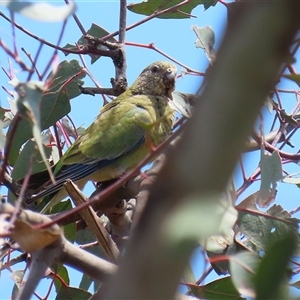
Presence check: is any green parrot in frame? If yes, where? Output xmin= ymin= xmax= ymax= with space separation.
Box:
xmin=21 ymin=61 xmax=177 ymax=210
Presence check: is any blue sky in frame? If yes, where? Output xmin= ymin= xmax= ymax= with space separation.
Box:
xmin=1 ymin=1 xmax=300 ymax=299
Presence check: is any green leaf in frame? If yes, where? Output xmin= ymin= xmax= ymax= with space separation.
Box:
xmin=1 ymin=1 xmax=76 ymax=22
xmin=11 ymin=140 xmax=52 ymax=181
xmin=0 ymin=107 xmax=6 ymax=121
xmin=186 ymin=277 xmax=242 ymax=300
xmin=51 ymin=200 xmax=76 ymax=242
xmin=290 ymin=280 xmax=300 ymax=289
xmin=164 ymin=193 xmax=237 ymax=251
xmin=47 ymin=60 xmax=86 ymax=99
xmin=64 ymin=23 xmax=117 ymax=64
xmin=182 ymin=263 xmax=196 ymax=285
xmin=16 ymin=81 xmax=55 ymax=182
xmin=206 ymin=232 xmax=236 ymax=275
xmin=230 ymin=251 xmax=260 ymax=297
xmin=254 ymin=233 xmax=297 ymax=300
xmin=55 ymin=286 xmax=91 ymax=300
xmin=8 ymin=60 xmax=84 ymax=165
xmin=79 ymin=273 xmax=93 ymax=291
xmin=283 ymin=74 xmax=300 ymax=84
xmin=75 ymin=229 xmax=107 ymax=293
xmin=76 ymin=228 xmax=106 ymax=259
xmin=62 ymin=219 xmax=76 ymax=243
xmin=237 ymin=209 xmax=300 ymax=252
xmin=54 ymin=265 xmax=70 ymax=292
xmin=0 ymin=121 xmax=6 ymax=148
xmin=127 ymin=0 xmax=217 ymax=19
xmin=202 ymin=0 xmax=218 ymax=10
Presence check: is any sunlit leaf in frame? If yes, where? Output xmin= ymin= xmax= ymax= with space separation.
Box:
xmin=10 ymin=270 xmax=24 ymax=288
xmin=257 ymin=149 xmax=282 ymax=207
xmin=230 ymin=251 xmax=259 ymax=297
xmin=236 ymin=191 xmax=259 ymax=210
xmin=283 ymin=176 xmax=300 ymax=185
xmin=264 ymin=97 xmax=274 ymax=113
xmin=205 ymin=231 xmax=236 ymax=275
xmin=171 ymin=91 xmax=198 ymax=117
xmin=76 ymin=126 xmax=86 ymax=136
xmin=164 ymin=193 xmax=237 ymax=250
xmin=182 ymin=263 xmax=196 ymax=286
xmin=205 ymin=233 xmax=234 ymax=254
xmin=192 ymin=25 xmax=216 ymax=63
xmin=0 ymin=1 xmax=76 ymax=22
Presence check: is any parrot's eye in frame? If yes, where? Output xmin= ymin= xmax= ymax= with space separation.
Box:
xmin=151 ymin=65 xmax=159 ymax=73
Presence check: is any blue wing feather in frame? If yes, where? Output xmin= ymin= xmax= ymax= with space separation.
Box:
xmin=28 ymin=136 xmax=145 ymax=202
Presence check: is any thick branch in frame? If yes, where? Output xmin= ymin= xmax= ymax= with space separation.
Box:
xmin=102 ymin=3 xmax=300 ymax=299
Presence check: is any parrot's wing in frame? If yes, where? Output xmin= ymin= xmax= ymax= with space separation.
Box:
xmin=62 ymin=100 xmax=148 ymax=165
xmin=29 ymin=97 xmax=154 ymax=200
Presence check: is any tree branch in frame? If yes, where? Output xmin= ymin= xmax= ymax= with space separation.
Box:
xmin=102 ymin=3 xmax=300 ymax=299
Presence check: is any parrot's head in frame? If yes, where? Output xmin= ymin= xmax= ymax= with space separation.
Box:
xmin=131 ymin=61 xmax=177 ymax=99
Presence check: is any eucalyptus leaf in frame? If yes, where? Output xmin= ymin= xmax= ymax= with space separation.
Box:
xmin=15 ymin=81 xmax=54 ymax=182
xmin=0 ymin=1 xmax=76 ymax=22
xmin=64 ymin=23 xmax=117 ymax=64
xmin=127 ymin=0 xmax=217 ymax=19
xmin=8 ymin=60 xmax=84 ymax=166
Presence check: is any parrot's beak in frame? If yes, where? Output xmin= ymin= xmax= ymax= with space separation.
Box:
xmin=167 ymin=68 xmax=192 ymax=118
xmin=165 ymin=69 xmax=190 ymax=118
xmin=165 ymin=68 xmax=177 ymax=100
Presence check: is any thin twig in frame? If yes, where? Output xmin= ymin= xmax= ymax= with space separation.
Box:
xmin=8 ymin=156 xmax=35 ymax=226
xmin=0 ymin=113 xmax=21 ymax=184
xmin=0 ymin=11 xmax=116 ymax=57
xmin=21 ymin=45 xmax=43 ymax=81
xmin=64 ymin=0 xmax=87 ymax=35
xmin=53 ymin=124 xmax=63 ymax=159
xmin=41 ymin=19 xmax=68 ymax=79
xmin=126 ymin=41 xmax=203 ymax=74
xmin=101 ymin=0 xmax=191 ymax=41
xmin=0 ymin=39 xmax=31 ymax=72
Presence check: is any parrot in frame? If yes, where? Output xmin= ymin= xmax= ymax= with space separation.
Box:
xmin=20 ymin=61 xmax=177 ymax=211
